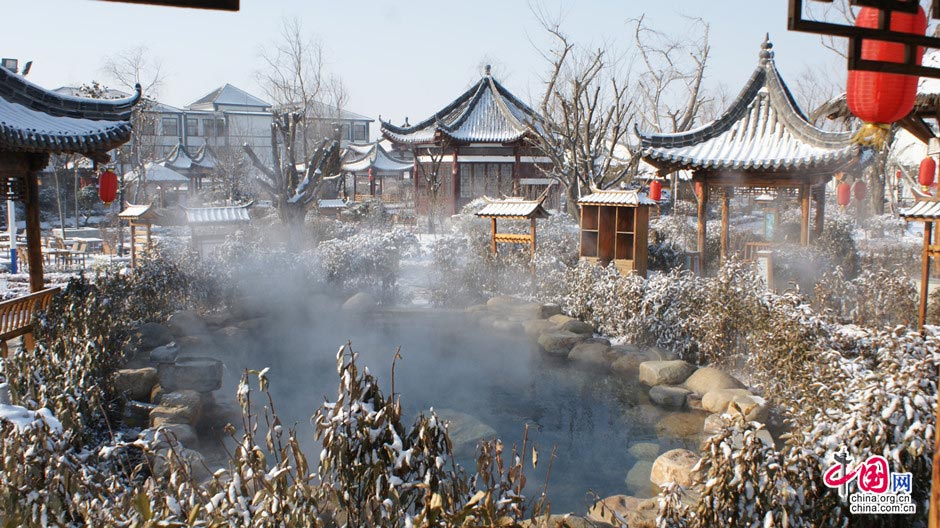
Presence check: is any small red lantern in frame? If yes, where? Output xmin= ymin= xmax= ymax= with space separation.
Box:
xmin=649 ymin=179 xmax=663 ymax=201
xmin=98 ymin=170 xmax=118 ymax=205
xmin=367 ymin=167 xmax=374 ymax=182
xmin=852 ymin=180 xmax=867 ymax=202
xmin=837 ymin=182 xmax=851 ymax=207
xmin=846 ymin=6 xmax=927 ymax=146
xmin=919 ymin=156 xmax=936 ymax=190
xmin=896 ymin=169 xmax=902 ymax=182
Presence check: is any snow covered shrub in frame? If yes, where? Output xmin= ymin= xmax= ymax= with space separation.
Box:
xmin=814 ymin=266 xmax=918 ymax=328
xmin=316 ymin=227 xmax=418 ymax=302
xmin=929 ymin=289 xmax=940 ymax=326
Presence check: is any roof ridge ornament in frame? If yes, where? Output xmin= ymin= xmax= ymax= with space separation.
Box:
xmin=485 ymin=64 xmax=492 ymax=76
xmin=760 ymin=34 xmax=774 ymax=64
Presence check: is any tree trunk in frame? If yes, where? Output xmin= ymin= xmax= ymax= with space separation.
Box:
xmin=565 ymin=183 xmax=581 ymax=221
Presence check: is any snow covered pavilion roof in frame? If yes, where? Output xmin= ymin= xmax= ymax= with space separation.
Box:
xmin=901 ymin=199 xmax=940 ymax=221
xmin=183 ymin=203 xmax=252 ymax=226
xmin=341 ymin=141 xmax=412 ymax=173
xmin=476 ymin=196 xmax=550 ymax=219
xmin=638 ymin=38 xmax=861 ymax=179
xmin=0 ymin=66 xmax=140 ymax=159
xmin=579 ymin=188 xmax=657 ymax=207
xmin=381 ymin=66 xmax=540 ymax=146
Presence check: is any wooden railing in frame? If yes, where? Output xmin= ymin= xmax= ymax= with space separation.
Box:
xmin=0 ymin=287 xmax=60 ymax=356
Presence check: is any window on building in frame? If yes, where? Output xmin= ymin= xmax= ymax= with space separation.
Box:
xmin=340 ymin=124 xmax=351 ymax=141
xmin=203 ymin=119 xmax=226 ymax=137
xmin=353 ymin=123 xmax=368 ymax=142
xmin=499 ymin=163 xmax=514 ymax=195
xmin=460 ymin=172 xmax=471 ymax=198
xmin=162 ymin=117 xmax=179 ymax=137
xmin=186 ymin=118 xmax=199 ymax=137
xmin=139 ymin=119 xmax=156 ymax=136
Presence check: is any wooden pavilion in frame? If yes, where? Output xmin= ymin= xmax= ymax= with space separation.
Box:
xmin=118 ymin=204 xmax=160 ymax=268
xmin=183 ymin=202 xmax=251 ymax=257
xmin=637 ymin=38 xmax=866 ymax=273
xmin=381 ymin=66 xmax=554 ymax=215
xmin=341 ymin=141 xmax=412 ymax=201
xmin=475 ymin=196 xmax=550 ymax=259
xmin=578 ymin=188 xmax=655 ymax=278
xmin=0 ymin=64 xmax=138 ymax=291
xmin=900 ymin=198 xmax=940 ymax=331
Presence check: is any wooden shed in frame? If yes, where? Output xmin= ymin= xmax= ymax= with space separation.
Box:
xmin=900 ymin=198 xmax=940 ymax=331
xmin=118 ymin=203 xmax=159 ymax=268
xmin=578 ymin=188 xmax=654 ymax=277
xmin=475 ymin=196 xmax=550 ymax=259
xmin=183 ymin=203 xmax=251 ymax=257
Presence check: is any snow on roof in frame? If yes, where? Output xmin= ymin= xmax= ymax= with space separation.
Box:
xmin=637 ymin=38 xmax=860 ymax=174
xmin=184 ymin=203 xmax=252 ymax=225
xmin=160 ymin=142 xmax=194 ymax=170
xmin=187 ymin=84 xmax=270 ymax=110
xmin=901 ymin=199 xmax=940 ymax=220
xmin=342 ymin=141 xmax=412 ymax=172
xmin=318 ymin=199 xmax=348 ymax=209
xmin=475 ymin=196 xmax=550 ymax=218
xmin=123 ymin=163 xmax=190 ymax=184
xmin=118 ymin=203 xmax=159 ymax=220
xmin=579 ymin=188 xmax=657 ymax=206
xmin=382 ymin=70 xmax=540 ymax=145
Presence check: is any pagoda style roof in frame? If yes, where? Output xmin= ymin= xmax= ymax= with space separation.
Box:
xmin=579 ymin=188 xmax=657 ymax=207
xmin=381 ymin=67 xmax=540 ymax=146
xmin=123 ymin=163 xmax=190 ymax=184
xmin=161 ymin=142 xmax=195 ymax=170
xmin=475 ymin=196 xmax=550 ymax=219
xmin=341 ymin=141 xmax=412 ymax=172
xmin=901 ymin=199 xmax=940 ymax=221
xmin=187 ymin=84 xmax=270 ymax=111
xmin=638 ymin=38 xmax=860 ymax=175
xmin=119 ymin=203 xmax=161 ymax=222
xmin=183 ymin=203 xmax=252 ymax=225
xmin=191 ymin=144 xmax=218 ymax=169
xmin=0 ymin=66 xmax=140 ymax=158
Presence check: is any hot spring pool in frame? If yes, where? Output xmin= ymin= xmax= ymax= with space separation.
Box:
xmin=225 ymin=303 xmax=703 ymax=514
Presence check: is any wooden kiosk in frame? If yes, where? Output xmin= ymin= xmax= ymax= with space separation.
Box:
xmin=900 ymin=198 xmax=940 ymax=331
xmin=475 ymin=196 xmax=550 ymax=259
xmin=118 ymin=204 xmax=159 ymax=268
xmin=578 ymin=188 xmax=654 ymax=277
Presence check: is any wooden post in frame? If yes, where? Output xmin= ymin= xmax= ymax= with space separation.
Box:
xmin=513 ymin=146 xmax=521 ymax=197
xmin=490 ymin=218 xmax=498 ymax=256
xmin=130 ymin=223 xmax=137 ymax=268
xmin=920 ymin=221 xmax=932 ymax=331
xmin=814 ymin=185 xmax=826 ymax=238
xmin=146 ymin=222 xmax=152 ymax=248
xmin=452 ymin=148 xmax=459 ymax=214
xmin=697 ymin=180 xmax=709 ymax=274
xmin=24 ymin=162 xmax=45 ymax=293
xmin=530 ymin=218 xmax=537 ymax=259
xmin=720 ymin=190 xmax=730 ymax=263
xmin=800 ymin=184 xmax=810 ymax=246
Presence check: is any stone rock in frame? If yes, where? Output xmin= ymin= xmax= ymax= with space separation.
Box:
xmin=686 ymin=392 xmax=704 ymax=411
xmin=682 ymin=367 xmax=744 ymax=395
xmin=628 ymin=442 xmax=660 ymax=461
xmin=703 ymin=413 xmax=727 ymax=435
xmin=583 ymin=337 xmax=611 ymax=346
xmin=123 ymin=400 xmax=156 ymax=428
xmin=136 ymin=322 xmax=174 ymax=350
xmin=630 ymin=499 xmax=660 ymax=528
xmin=646 ymin=346 xmax=678 ymax=361
xmin=158 ymin=356 xmax=224 ymax=392
xmin=567 ymin=342 xmax=613 ymax=366
xmin=523 ymin=319 xmax=557 ymax=338
xmin=152 ymin=447 xmax=210 ymax=482
xmin=342 ymin=292 xmax=377 ymax=312
xmin=587 ymin=495 xmax=643 ymax=526
xmin=639 ymin=360 xmax=696 ymax=387
xmin=493 ymin=320 xmax=524 ymax=333
xmin=650 ymin=449 xmax=699 ymax=487
xmin=157 ymin=423 xmax=198 ymax=447
xmin=508 ymin=303 xmax=544 ymax=319
xmin=151 ymin=384 xmax=166 ymax=405
xmin=625 ymin=461 xmax=656 ymax=497
xmin=436 ymin=408 xmax=496 ymax=455
xmin=540 ymin=303 xmax=563 ymax=318
xmin=234 ymin=317 xmax=268 ymax=333
xmin=520 ymin=515 xmax=596 ymax=528
xmin=151 ymin=405 xmax=197 ymax=427
xmin=560 ymin=319 xmax=594 ymax=335
xmin=610 ymin=347 xmax=663 ymax=374
xmin=149 ymin=343 xmax=180 ymax=364
xmin=167 ymin=310 xmax=208 ymax=337
xmin=486 ymin=295 xmax=524 ymax=309
xmin=648 ymin=385 xmax=691 ymax=409
xmin=201 ymin=400 xmax=243 ymax=428
xmin=537 ymin=331 xmax=589 ymax=357
xmin=201 ymin=311 xmax=234 ymax=328
xmin=701 ymin=389 xmax=753 ymax=414
xmin=547 ymin=314 xmax=576 ymax=326
xmin=731 ymin=394 xmax=769 ymax=423
xmin=655 ymin=413 xmax=706 ymax=439
xmin=113 ymin=368 xmax=159 ymax=402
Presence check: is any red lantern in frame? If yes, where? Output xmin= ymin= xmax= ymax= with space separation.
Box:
xmin=919 ymin=156 xmax=936 ymax=189
xmin=837 ymin=182 xmax=851 ymax=207
xmin=896 ymin=169 xmax=902 ymax=182
xmin=695 ymin=182 xmax=703 ymax=198
xmin=367 ymin=167 xmax=374 ymax=182
xmin=852 ymin=180 xmax=867 ymax=202
xmin=98 ymin=170 xmax=118 ymax=205
xmin=846 ymin=6 xmax=927 ymax=146
xmin=649 ymin=179 xmax=663 ymax=201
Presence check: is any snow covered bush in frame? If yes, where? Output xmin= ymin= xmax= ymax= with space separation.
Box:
xmin=315 ymin=226 xmax=418 ymax=302
xmin=814 ymin=265 xmax=918 ymax=328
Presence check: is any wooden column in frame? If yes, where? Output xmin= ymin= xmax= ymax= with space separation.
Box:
xmin=814 ymin=185 xmax=826 ymax=238
xmin=530 ymin=218 xmax=537 ymax=258
xmin=24 ymin=156 xmax=46 ymax=293
xmin=920 ymin=221 xmax=933 ymax=331
xmin=720 ymin=190 xmax=730 ymax=263
xmin=130 ymin=223 xmax=137 ymax=268
xmin=490 ymin=218 xmax=498 ymax=256
xmin=696 ymin=179 xmax=709 ymax=274
xmin=513 ymin=146 xmax=521 ymax=197
xmin=799 ymin=184 xmax=810 ymax=246
xmin=146 ymin=223 xmax=152 ymax=248
xmin=452 ymin=148 xmax=459 ymax=214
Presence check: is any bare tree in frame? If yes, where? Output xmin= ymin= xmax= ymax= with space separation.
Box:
xmin=412 ymin=146 xmax=447 ymax=232
xmin=528 ymin=9 xmax=634 ymax=218
xmin=243 ymin=111 xmax=342 ymax=243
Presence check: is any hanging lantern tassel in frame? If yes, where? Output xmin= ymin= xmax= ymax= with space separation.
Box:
xmin=850 ymin=123 xmax=894 ymax=148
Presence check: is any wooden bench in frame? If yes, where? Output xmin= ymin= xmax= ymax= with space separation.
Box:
xmin=0 ymin=287 xmax=61 ymax=357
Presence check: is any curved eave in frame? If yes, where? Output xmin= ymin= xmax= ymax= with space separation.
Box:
xmin=0 ymin=68 xmax=141 ymax=122
xmin=641 ymin=145 xmax=862 ymax=174
xmin=0 ymin=121 xmax=133 ymax=155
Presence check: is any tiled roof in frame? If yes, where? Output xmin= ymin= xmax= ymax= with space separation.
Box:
xmin=0 ymin=67 xmax=139 ymax=155
xmin=187 ymin=84 xmax=270 ymax=110
xmin=123 ymin=162 xmax=190 ymax=184
xmin=191 ymin=144 xmax=218 ymax=169
xmin=475 ymin=196 xmax=550 ymax=219
xmin=161 ymin=142 xmax=194 ymax=170
xmin=381 ymin=71 xmax=540 ymax=145
xmin=183 ymin=203 xmax=252 ymax=225
xmin=578 ymin=189 xmax=657 ymax=206
xmin=900 ymin=200 xmax=940 ymax=220
xmin=638 ymin=38 xmax=860 ymax=174
xmin=342 ymin=141 xmax=412 ymax=172
xmin=318 ymin=199 xmax=348 ymax=209
xmin=118 ymin=203 xmax=158 ymax=220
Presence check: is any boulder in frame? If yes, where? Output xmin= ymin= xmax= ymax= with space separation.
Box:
xmin=341 ymin=292 xmax=377 ymax=312
xmin=157 ymin=423 xmax=198 ymax=447
xmin=508 ymin=303 xmax=545 ymax=319
xmin=650 ymin=449 xmax=699 ymax=487
xmin=628 ymin=442 xmax=660 ymax=461
xmin=655 ymin=413 xmax=706 ymax=439
xmin=537 ymin=331 xmax=589 ymax=358
xmin=587 ymin=495 xmax=643 ymax=526
xmin=560 ymin=319 xmax=594 ymax=335
xmin=493 ymin=320 xmax=524 ymax=333
xmin=701 ymin=389 xmax=753 ymax=414
xmin=151 ymin=384 xmax=166 ymax=405
xmin=703 ymin=413 xmax=727 ymax=435
xmin=135 ymin=322 xmax=174 ymax=350
xmin=639 ymin=360 xmax=696 ymax=387
xmin=123 ymin=400 xmax=156 ymax=428
xmin=630 ymin=499 xmax=660 ymax=528
xmin=647 ymin=346 xmax=678 ymax=361
xmin=486 ymin=295 xmax=524 ymax=309
xmin=731 ymin=394 xmax=769 ymax=423
xmin=686 ymin=392 xmax=704 ymax=412
xmin=435 ymin=409 xmax=496 ymax=455
xmin=610 ymin=348 xmax=659 ymax=374
xmin=149 ymin=343 xmax=180 ymax=365
xmin=160 ymin=390 xmax=204 ymax=415
xmin=523 ymin=319 xmax=557 ymax=338
xmin=539 ymin=303 xmax=563 ymax=318
xmin=682 ymin=367 xmax=744 ymax=395
xmin=234 ymin=317 xmax=268 ymax=333
xmin=152 ymin=447 xmax=210 ymax=482
xmin=648 ymin=385 xmax=691 ymax=409
xmin=547 ymin=314 xmax=576 ymax=326
xmin=151 ymin=405 xmax=196 ymax=427
xmin=567 ymin=342 xmax=613 ymax=366
xmin=625 ymin=461 xmax=656 ymax=497
xmin=520 ymin=515 xmax=596 ymax=528
xmin=167 ymin=310 xmax=208 ymax=337
xmin=158 ymin=356 xmax=224 ymax=392
xmin=112 ymin=368 xmax=158 ymax=401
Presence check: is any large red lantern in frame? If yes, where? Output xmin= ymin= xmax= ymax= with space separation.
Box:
xmin=98 ymin=170 xmax=118 ymax=205
xmin=837 ymin=182 xmax=851 ymax=207
xmin=649 ymin=179 xmax=663 ymax=201
xmin=919 ymin=156 xmax=937 ymax=190
xmin=846 ymin=6 xmax=927 ymax=146
xmin=852 ymin=180 xmax=867 ymax=202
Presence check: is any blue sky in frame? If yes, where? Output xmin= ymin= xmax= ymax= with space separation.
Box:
xmin=4 ymin=0 xmax=843 ymax=125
